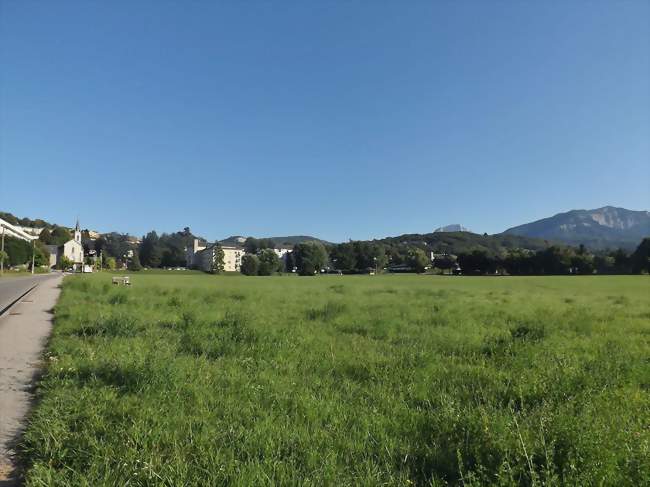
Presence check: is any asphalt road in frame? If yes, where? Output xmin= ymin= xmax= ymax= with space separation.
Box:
xmin=0 ymin=274 xmax=60 ymax=314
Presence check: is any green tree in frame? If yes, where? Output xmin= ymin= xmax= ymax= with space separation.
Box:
xmin=503 ymin=249 xmax=535 ymax=275
xmin=0 ymin=250 xmax=8 ymax=268
xmin=33 ymin=243 xmax=50 ymax=268
xmin=104 ymin=257 xmax=117 ymax=270
xmin=0 ymin=212 xmax=19 ymax=225
xmin=611 ymin=248 xmax=631 ymax=273
xmin=284 ymin=251 xmax=295 ymax=273
xmin=536 ymin=246 xmax=571 ymax=274
xmin=159 ymin=229 xmax=195 ymax=267
xmin=244 ymin=238 xmax=259 ymax=255
xmin=39 ymin=228 xmax=53 ymax=244
xmin=631 ymin=238 xmax=650 ymax=274
xmin=57 ymin=256 xmax=73 ymax=270
xmin=433 ymin=253 xmax=457 ymax=275
xmin=50 ymin=227 xmax=72 ymax=245
xmin=258 ymin=249 xmax=281 ymax=275
xmin=293 ymin=242 xmax=328 ymax=276
xmin=139 ymin=231 xmax=163 ymax=268
xmin=101 ymin=233 xmax=133 ymax=261
xmin=211 ymin=246 xmax=225 ymax=274
xmin=240 ymin=254 xmax=259 ymax=276
xmin=129 ymin=252 xmax=143 ymax=271
xmin=149 ymin=245 xmax=163 ymax=268
xmin=4 ymin=237 xmax=31 ymax=266
xmin=330 ymin=242 xmax=356 ymax=272
xmin=570 ymin=252 xmax=595 ymax=275
xmin=244 ymin=237 xmax=275 ymax=255
xmin=593 ymin=255 xmax=615 ymax=274
xmin=409 ymin=248 xmax=430 ymax=273
xmin=352 ymin=241 xmax=387 ymax=273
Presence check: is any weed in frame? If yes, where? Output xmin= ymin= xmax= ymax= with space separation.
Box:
xmin=19 ymin=274 xmax=650 ymax=485
xmin=305 ymin=301 xmax=346 ymax=321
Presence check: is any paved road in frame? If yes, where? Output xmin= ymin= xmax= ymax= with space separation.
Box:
xmin=0 ymin=273 xmax=63 ymax=484
xmin=0 ymin=274 xmax=60 ymax=313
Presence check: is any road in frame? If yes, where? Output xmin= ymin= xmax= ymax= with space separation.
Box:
xmin=0 ymin=273 xmax=63 ymax=484
xmin=0 ymin=274 xmax=58 ymax=314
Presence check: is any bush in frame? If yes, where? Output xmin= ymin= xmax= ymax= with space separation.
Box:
xmin=258 ymin=249 xmax=281 ymax=275
xmin=57 ymin=256 xmax=73 ymax=270
xmin=104 ymin=257 xmax=117 ymax=270
xmin=128 ymin=253 xmax=142 ymax=271
xmin=240 ymin=254 xmax=259 ymax=276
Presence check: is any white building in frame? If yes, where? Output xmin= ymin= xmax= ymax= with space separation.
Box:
xmin=272 ymin=248 xmax=292 ymax=271
xmin=273 ymin=248 xmax=291 ymax=259
xmin=46 ymin=221 xmax=85 ymax=270
xmin=186 ymin=238 xmax=245 ymax=272
xmin=16 ymin=226 xmax=44 ymax=237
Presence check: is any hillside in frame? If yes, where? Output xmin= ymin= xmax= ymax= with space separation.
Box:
xmin=377 ymin=231 xmax=554 ymax=256
xmin=0 ymin=211 xmax=57 ymax=230
xmin=503 ymin=206 xmax=650 ymax=250
xmin=219 ymin=235 xmax=329 ymax=248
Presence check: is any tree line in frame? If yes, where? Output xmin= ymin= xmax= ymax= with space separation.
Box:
xmin=136 ymin=229 xmax=194 ymax=269
xmin=0 ymin=212 xmax=55 ymax=230
xmin=211 ymin=236 xmax=650 ymax=276
xmin=455 ymin=241 xmax=650 ymax=275
xmin=4 ymin=222 xmax=644 ymax=276
xmin=285 ymin=238 xmax=650 ymax=276
xmin=0 ymin=236 xmax=50 ymax=269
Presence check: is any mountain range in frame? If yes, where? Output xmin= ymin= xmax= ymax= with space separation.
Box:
xmin=218 ymin=235 xmax=330 ymax=247
xmin=503 ymin=206 xmax=650 ymax=250
xmin=2 ymin=206 xmax=648 ymax=251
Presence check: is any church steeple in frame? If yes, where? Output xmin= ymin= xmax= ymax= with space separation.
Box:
xmin=74 ymin=219 xmax=81 ymax=243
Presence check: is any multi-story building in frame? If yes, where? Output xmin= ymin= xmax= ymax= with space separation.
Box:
xmin=186 ymin=238 xmax=245 ymax=272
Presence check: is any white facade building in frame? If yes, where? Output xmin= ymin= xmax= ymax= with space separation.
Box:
xmin=47 ymin=221 xmax=85 ymax=270
xmin=186 ymin=238 xmax=245 ymax=272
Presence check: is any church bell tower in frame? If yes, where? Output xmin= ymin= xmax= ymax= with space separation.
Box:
xmin=74 ymin=219 xmax=81 ymax=244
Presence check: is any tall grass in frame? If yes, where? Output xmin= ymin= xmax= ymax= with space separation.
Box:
xmin=20 ymin=274 xmax=650 ymax=485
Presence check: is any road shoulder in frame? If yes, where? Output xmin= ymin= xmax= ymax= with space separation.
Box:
xmin=0 ymin=274 xmax=63 ymax=485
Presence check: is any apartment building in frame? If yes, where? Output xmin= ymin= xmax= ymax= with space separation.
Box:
xmin=186 ymin=238 xmax=245 ymax=272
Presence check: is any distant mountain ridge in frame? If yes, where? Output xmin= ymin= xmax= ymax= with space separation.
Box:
xmin=435 ymin=224 xmax=470 ymax=233
xmin=5 ymin=206 xmax=647 ymax=252
xmin=377 ymin=230 xmax=553 ymax=256
xmin=503 ymin=206 xmax=650 ymax=250
xmin=219 ymin=235 xmax=329 ymax=247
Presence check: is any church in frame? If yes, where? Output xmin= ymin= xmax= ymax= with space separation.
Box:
xmin=46 ymin=221 xmax=85 ymax=270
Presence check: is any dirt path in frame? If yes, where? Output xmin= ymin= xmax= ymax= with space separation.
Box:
xmin=0 ymin=274 xmax=63 ymax=484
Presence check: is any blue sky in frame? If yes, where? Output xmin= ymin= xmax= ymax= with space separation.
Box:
xmin=1 ymin=1 xmax=648 ymax=242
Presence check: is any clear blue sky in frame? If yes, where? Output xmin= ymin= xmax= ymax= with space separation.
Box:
xmin=1 ymin=1 xmax=648 ymax=242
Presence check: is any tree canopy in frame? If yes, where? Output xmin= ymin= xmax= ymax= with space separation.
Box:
xmin=244 ymin=237 xmax=275 ymax=255
xmin=293 ymin=242 xmax=328 ymax=276
xmin=257 ymin=249 xmax=281 ymax=275
xmin=240 ymin=254 xmax=259 ymax=276
xmin=211 ymin=246 xmax=225 ymax=274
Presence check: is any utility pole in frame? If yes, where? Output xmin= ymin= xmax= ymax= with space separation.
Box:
xmin=1 ymin=225 xmax=5 ymax=276
xmin=31 ymin=239 xmax=35 ymax=275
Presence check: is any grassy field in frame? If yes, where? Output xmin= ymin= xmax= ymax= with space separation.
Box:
xmin=19 ymin=274 xmax=650 ymax=486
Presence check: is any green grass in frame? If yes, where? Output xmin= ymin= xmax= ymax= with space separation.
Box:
xmin=20 ymin=274 xmax=650 ymax=486
xmin=0 ymin=268 xmax=51 ymax=277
